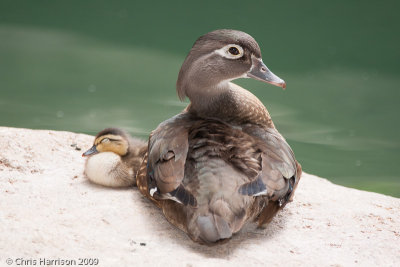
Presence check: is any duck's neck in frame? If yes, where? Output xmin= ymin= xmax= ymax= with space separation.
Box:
xmin=186 ymin=81 xmax=274 ymax=128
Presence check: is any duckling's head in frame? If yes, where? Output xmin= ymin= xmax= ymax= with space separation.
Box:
xmin=82 ymin=128 xmax=130 ymax=157
xmin=177 ymin=29 xmax=286 ymax=100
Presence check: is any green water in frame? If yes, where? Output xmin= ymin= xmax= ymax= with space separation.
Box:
xmin=0 ymin=1 xmax=399 ymax=197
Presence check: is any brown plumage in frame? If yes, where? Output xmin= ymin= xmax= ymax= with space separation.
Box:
xmin=137 ymin=29 xmax=302 ymax=244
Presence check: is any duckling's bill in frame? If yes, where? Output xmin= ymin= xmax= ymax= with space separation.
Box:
xmin=82 ymin=145 xmax=99 ymax=157
xmin=247 ymin=56 xmax=286 ymax=89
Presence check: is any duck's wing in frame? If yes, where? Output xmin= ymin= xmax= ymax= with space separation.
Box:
xmin=141 ymin=113 xmax=197 ymax=206
xmin=238 ymin=125 xmax=302 ymax=225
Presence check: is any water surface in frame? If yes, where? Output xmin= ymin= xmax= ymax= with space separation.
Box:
xmin=0 ymin=1 xmax=399 ymax=196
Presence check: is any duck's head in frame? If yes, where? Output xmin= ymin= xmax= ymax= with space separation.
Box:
xmin=177 ymin=29 xmax=286 ymax=100
xmin=82 ymin=128 xmax=129 ymax=157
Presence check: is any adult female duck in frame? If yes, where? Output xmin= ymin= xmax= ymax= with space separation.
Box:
xmin=137 ymin=29 xmax=302 ymax=244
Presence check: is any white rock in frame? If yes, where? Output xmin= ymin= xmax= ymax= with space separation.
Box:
xmin=0 ymin=127 xmax=399 ymax=266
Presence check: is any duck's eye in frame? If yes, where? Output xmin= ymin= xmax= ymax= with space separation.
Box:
xmin=228 ymin=47 xmax=239 ymax=55
xmin=214 ymin=44 xmax=243 ymax=59
xmin=101 ymin=138 xmax=110 ymax=143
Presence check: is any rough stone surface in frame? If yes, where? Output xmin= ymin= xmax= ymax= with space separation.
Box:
xmin=0 ymin=127 xmax=399 ymax=267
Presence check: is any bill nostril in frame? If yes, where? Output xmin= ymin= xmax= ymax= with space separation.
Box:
xmin=260 ymin=66 xmax=267 ymax=72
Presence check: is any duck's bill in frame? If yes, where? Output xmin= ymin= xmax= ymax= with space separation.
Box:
xmin=247 ymin=56 xmax=286 ymax=89
xmin=82 ymin=145 xmax=98 ymax=157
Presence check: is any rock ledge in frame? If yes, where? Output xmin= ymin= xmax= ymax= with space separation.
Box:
xmin=0 ymin=127 xmax=399 ymax=266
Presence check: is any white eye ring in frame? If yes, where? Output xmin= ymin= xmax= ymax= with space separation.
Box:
xmin=214 ymin=44 xmax=244 ymax=59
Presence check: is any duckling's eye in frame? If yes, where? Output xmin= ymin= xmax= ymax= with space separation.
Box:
xmin=101 ymin=138 xmax=110 ymax=143
xmin=228 ymin=47 xmax=239 ymax=55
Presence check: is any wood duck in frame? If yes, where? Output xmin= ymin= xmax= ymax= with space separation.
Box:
xmin=137 ymin=29 xmax=302 ymax=244
xmin=83 ymin=128 xmax=147 ymax=187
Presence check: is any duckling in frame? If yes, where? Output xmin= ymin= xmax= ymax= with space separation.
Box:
xmin=83 ymin=128 xmax=147 ymax=188
xmin=136 ymin=29 xmax=302 ymax=244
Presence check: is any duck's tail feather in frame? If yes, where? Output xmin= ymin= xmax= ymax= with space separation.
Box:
xmin=196 ymin=214 xmax=232 ymax=243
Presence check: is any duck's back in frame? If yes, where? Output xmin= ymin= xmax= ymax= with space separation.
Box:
xmin=184 ymin=119 xmax=266 ymax=242
xmin=137 ymin=112 xmax=300 ymax=244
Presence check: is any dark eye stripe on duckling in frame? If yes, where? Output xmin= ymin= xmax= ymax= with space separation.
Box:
xmin=105 ymin=138 xmax=121 ymax=142
xmin=95 ymin=135 xmax=122 ymax=145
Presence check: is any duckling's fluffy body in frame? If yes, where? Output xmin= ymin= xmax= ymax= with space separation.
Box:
xmin=83 ymin=128 xmax=146 ymax=188
xmin=85 ymin=152 xmax=133 ymax=187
